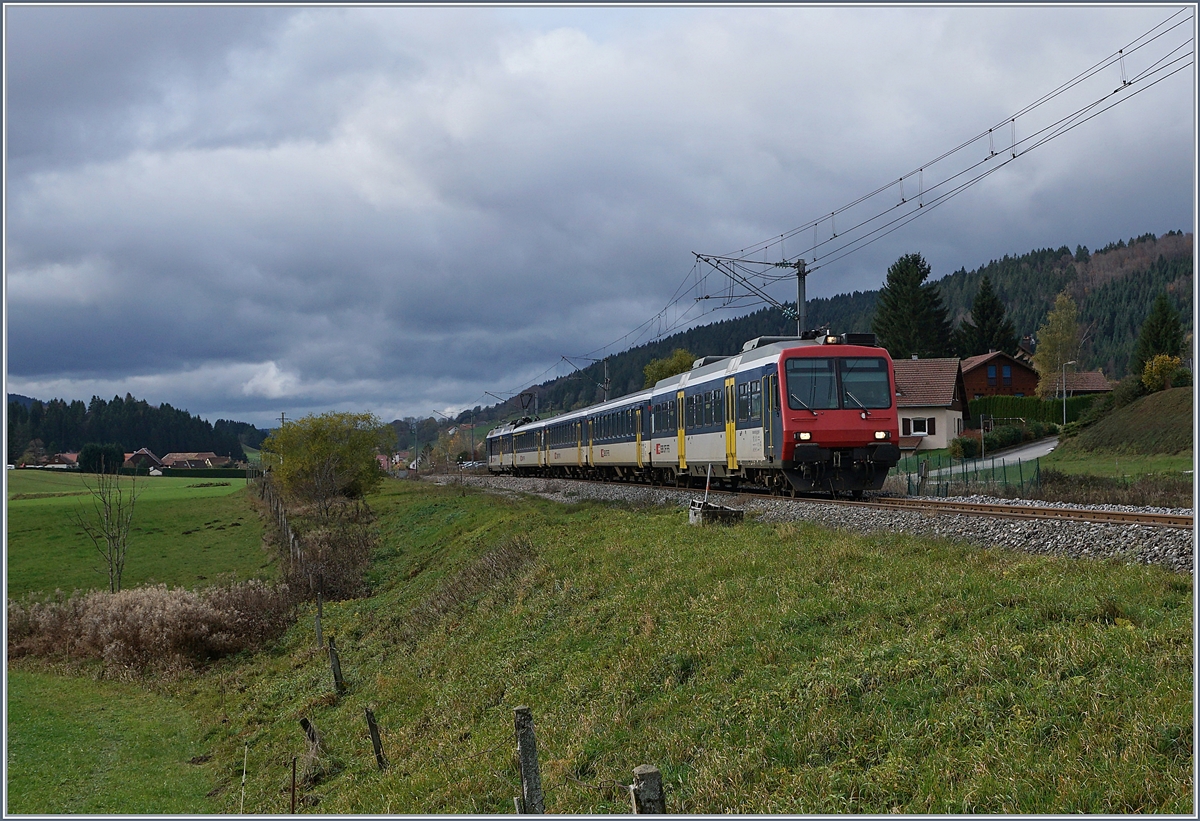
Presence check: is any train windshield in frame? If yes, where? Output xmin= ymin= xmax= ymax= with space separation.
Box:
xmin=785 ymin=356 xmax=892 ymax=411
xmin=785 ymin=358 xmax=839 ymax=410
xmin=839 ymin=357 xmax=892 ymax=409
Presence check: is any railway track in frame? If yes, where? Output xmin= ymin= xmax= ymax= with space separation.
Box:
xmin=838 ymin=496 xmax=1194 ymax=530
xmin=464 ymin=472 xmax=1194 ymax=530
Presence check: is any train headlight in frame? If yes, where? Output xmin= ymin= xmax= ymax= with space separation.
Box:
xmin=796 ymin=431 xmax=812 ymax=441
xmin=874 ymin=431 xmax=889 ymax=440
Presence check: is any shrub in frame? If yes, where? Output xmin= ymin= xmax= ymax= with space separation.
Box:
xmin=1142 ymin=355 xmax=1186 ymax=392
xmin=1111 ymin=374 xmax=1146 ymax=410
xmin=983 ymin=424 xmax=1024 ymax=452
xmin=949 ymin=436 xmax=980 ymax=459
xmin=7 ymin=580 xmax=295 ymax=674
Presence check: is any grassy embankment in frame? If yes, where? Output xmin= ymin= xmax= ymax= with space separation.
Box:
xmin=5 ymin=469 xmax=272 ymax=597
xmin=10 ymin=478 xmax=1191 ymax=814
xmin=1042 ymin=387 xmax=1193 ymax=477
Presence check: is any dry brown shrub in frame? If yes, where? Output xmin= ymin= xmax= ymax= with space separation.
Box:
xmin=7 ymin=580 xmax=295 ymax=674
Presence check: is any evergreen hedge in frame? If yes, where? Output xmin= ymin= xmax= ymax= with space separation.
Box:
xmin=967 ymin=394 xmax=1097 ymax=427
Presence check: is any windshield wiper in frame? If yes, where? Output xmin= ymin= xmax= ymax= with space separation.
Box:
xmin=789 ymin=393 xmax=819 ymax=416
xmin=844 ymin=390 xmax=870 ymax=416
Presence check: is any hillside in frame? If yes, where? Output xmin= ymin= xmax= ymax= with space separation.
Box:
xmin=10 ymin=480 xmax=1189 ymax=813
xmin=468 ymin=231 xmax=1192 ymax=426
xmin=1053 ymin=388 xmax=1193 ymax=457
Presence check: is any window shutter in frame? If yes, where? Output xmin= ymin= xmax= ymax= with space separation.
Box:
xmin=902 ymin=418 xmax=911 ymax=436
xmin=928 ymin=417 xmax=936 ymax=435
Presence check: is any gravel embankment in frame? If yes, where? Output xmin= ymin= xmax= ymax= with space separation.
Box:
xmin=436 ymin=474 xmax=1194 ymax=575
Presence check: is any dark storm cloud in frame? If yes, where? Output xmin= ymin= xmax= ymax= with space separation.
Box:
xmin=4 ymin=6 xmax=1193 ymax=426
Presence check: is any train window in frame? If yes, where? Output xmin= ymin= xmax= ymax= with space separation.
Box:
xmin=715 ymin=388 xmax=723 ymax=425
xmin=702 ymin=391 xmax=712 ymax=426
xmin=839 ymin=358 xmax=892 ymax=409
xmin=749 ymin=380 xmax=762 ymax=420
xmin=737 ymin=383 xmax=749 ymax=421
xmin=786 ymin=358 xmax=839 ymax=410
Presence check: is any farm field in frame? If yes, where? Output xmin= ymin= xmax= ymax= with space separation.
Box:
xmin=5 ymin=469 xmax=273 ymax=597
xmin=10 ymin=478 xmax=1189 ymax=814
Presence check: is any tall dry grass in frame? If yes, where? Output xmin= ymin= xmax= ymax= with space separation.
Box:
xmin=7 ymin=580 xmax=295 ymax=675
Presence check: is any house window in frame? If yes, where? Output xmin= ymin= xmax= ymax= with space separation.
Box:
xmin=987 ymin=365 xmax=997 ymax=386
xmin=1002 ymin=365 xmax=1012 ymax=386
xmin=955 ymin=418 xmax=963 ymax=435
xmin=912 ymin=418 xmax=927 ymax=435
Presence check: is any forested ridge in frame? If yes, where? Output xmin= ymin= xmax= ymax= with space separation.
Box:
xmin=471 ymin=230 xmax=1191 ymax=425
xmin=5 ymin=393 xmax=263 ymax=463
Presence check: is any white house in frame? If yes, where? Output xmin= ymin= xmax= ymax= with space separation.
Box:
xmin=891 ymin=357 xmax=969 ymax=452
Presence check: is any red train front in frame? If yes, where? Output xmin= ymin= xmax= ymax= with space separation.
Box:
xmin=772 ymin=333 xmax=900 ymax=497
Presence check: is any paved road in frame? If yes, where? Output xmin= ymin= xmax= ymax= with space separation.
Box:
xmin=915 ymin=436 xmax=1059 ymax=480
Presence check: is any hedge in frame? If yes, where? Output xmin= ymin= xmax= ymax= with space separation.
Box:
xmin=161 ymin=468 xmax=249 ymax=478
xmin=967 ymin=394 xmax=1098 ymax=427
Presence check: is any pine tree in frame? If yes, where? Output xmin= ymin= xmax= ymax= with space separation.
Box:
xmin=872 ymin=253 xmax=953 ymax=359
xmin=953 ymin=275 xmax=1019 ymax=357
xmin=1129 ymin=291 xmax=1184 ymax=376
xmin=1032 ymin=292 xmax=1080 ymax=397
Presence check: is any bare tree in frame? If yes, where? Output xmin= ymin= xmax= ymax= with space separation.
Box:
xmin=75 ymin=464 xmax=141 ymax=593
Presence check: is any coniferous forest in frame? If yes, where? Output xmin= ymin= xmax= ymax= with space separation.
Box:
xmin=5 ymin=393 xmax=254 ymax=463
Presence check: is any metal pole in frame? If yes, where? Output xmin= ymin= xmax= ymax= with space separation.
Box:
xmin=795 ymin=259 xmax=807 ymax=335
xmin=1061 ymin=360 xmax=1076 ymax=426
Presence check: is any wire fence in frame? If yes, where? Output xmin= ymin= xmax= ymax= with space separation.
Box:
xmin=898 ymin=454 xmax=1042 ymax=498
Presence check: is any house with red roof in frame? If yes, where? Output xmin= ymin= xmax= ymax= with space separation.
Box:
xmin=891 ymin=357 xmax=969 ymax=452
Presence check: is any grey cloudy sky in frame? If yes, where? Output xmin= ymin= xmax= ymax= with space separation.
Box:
xmin=4 ymin=4 xmax=1195 ymax=427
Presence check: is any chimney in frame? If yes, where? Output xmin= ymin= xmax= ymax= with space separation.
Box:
xmin=911 ymin=354 xmax=918 ymax=360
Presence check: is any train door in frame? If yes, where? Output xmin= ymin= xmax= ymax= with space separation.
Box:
xmin=576 ymin=421 xmax=583 ymax=467
xmin=676 ymin=390 xmax=687 ymax=470
xmin=724 ymin=376 xmax=738 ymax=470
xmin=636 ymin=407 xmax=644 ymax=468
xmin=763 ymin=371 xmax=777 ymax=461
xmin=588 ymin=418 xmax=594 ymax=466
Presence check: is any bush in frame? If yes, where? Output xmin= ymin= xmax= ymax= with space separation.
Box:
xmin=983 ymin=424 xmax=1024 ymax=452
xmin=949 ymin=436 xmax=980 ymax=458
xmin=6 ymin=580 xmax=295 ymax=674
xmin=1111 ymin=374 xmax=1146 ymax=410
xmin=1142 ymin=355 xmax=1188 ymax=392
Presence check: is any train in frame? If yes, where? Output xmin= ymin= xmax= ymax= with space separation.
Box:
xmin=486 ymin=333 xmax=901 ymax=497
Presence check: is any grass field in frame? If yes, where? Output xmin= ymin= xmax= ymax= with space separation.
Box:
xmin=1040 ymin=450 xmax=1194 ymax=478
xmin=5 ymin=470 xmax=273 ymax=597
xmin=6 ymin=670 xmax=218 ymax=814
xmin=10 ymin=479 xmax=1185 ymax=814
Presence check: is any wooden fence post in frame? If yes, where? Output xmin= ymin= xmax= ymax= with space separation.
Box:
xmin=513 ymin=706 xmax=544 ymax=814
xmin=365 ymin=708 xmax=387 ymax=770
xmin=328 ymin=636 xmax=347 ymax=695
xmin=290 ymin=756 xmax=297 ymax=813
xmin=300 ymin=717 xmax=320 ymax=749
xmin=630 ymin=764 xmax=665 ymax=814
xmin=314 ymin=591 xmax=323 ymax=649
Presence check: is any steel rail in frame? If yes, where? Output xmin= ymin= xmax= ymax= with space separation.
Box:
xmin=468 ymin=472 xmax=1193 ymax=530
xmin=838 ymin=496 xmax=1194 ymax=530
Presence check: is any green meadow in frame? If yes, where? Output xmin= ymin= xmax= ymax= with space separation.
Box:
xmin=11 ymin=479 xmax=1190 ymax=814
xmin=5 ymin=469 xmax=272 ymax=597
